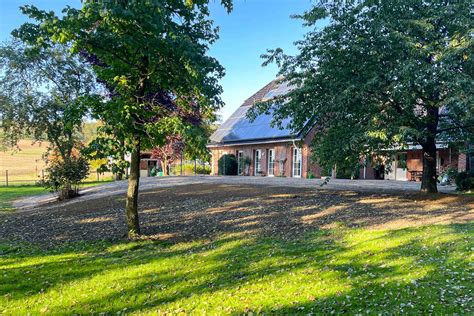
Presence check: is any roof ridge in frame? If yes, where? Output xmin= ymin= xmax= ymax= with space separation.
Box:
xmin=240 ymin=78 xmax=281 ymax=107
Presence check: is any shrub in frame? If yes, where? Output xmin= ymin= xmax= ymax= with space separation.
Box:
xmin=337 ymin=166 xmax=359 ymax=179
xmin=150 ymin=166 xmax=158 ymax=177
xmin=439 ymin=167 xmax=458 ymax=184
xmin=218 ymin=154 xmax=238 ymax=175
xmin=42 ymin=156 xmax=90 ymax=200
xmin=455 ymin=171 xmax=474 ymax=192
xmin=238 ymin=156 xmax=252 ymax=175
xmin=182 ymin=163 xmax=211 ymax=175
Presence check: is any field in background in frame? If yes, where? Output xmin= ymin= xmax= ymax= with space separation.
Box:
xmin=0 ymin=139 xmax=113 ymax=186
xmin=0 ymin=140 xmax=48 ymax=185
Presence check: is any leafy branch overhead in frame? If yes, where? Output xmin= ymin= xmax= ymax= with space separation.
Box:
xmin=251 ymin=0 xmax=473 ymax=193
xmin=11 ymin=0 xmax=233 ymax=235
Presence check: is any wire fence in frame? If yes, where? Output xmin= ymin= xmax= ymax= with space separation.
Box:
xmin=0 ymin=161 xmax=210 ymax=186
xmin=169 ymin=159 xmax=211 ymax=176
xmin=143 ymin=159 xmax=211 ymax=177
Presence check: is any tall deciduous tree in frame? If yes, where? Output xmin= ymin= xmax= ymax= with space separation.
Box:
xmin=0 ymin=41 xmax=98 ymax=197
xmin=14 ymin=0 xmax=232 ymax=236
xmin=252 ymin=0 xmax=473 ymax=193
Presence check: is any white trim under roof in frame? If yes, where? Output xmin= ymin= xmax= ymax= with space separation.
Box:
xmin=383 ymin=142 xmax=450 ymax=151
xmin=207 ymin=138 xmax=302 ymax=148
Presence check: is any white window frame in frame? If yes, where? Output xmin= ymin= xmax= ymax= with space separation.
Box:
xmin=254 ymin=149 xmax=262 ymax=175
xmin=268 ymin=149 xmax=275 ymax=176
xmin=292 ymin=147 xmax=302 ymax=178
xmin=436 ymin=150 xmax=441 ymax=172
xmin=237 ymin=150 xmax=244 ymax=175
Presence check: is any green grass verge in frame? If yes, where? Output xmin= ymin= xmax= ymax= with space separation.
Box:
xmin=0 ymin=186 xmax=48 ymax=212
xmin=0 ymin=181 xmax=113 ymax=212
xmin=0 ymin=223 xmax=472 ymax=314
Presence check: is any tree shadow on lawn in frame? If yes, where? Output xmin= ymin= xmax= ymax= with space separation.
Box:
xmin=0 ymin=184 xmax=472 ymax=247
xmin=0 ymin=223 xmax=472 ymax=314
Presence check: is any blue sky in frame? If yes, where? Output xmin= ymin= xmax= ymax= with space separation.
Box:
xmin=0 ymin=0 xmax=313 ymax=121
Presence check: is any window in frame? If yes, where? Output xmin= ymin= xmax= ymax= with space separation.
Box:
xmin=268 ymin=149 xmax=275 ymax=176
xmin=292 ymin=147 xmax=302 ymax=178
xmin=237 ymin=151 xmax=244 ymax=175
xmin=254 ymin=149 xmax=262 ymax=175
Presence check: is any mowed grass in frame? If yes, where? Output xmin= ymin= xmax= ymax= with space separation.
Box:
xmin=0 ymin=186 xmax=48 ymax=212
xmin=0 ymin=182 xmax=113 ymax=212
xmin=0 ymin=223 xmax=472 ymax=314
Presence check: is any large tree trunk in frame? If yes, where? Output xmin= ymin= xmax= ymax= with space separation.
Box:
xmin=126 ymin=138 xmax=141 ymax=237
xmin=421 ymin=140 xmax=438 ymax=193
xmin=161 ymin=159 xmax=169 ymax=176
xmin=421 ymin=104 xmax=439 ymax=194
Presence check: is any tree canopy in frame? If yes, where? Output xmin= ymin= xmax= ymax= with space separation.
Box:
xmin=251 ymin=0 xmax=473 ymax=193
xmin=0 ymin=41 xmax=97 ymax=159
xmin=13 ymin=0 xmax=232 ymax=236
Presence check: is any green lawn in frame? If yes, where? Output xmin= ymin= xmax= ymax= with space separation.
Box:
xmin=0 ymin=186 xmax=48 ymax=212
xmin=0 ymin=223 xmax=472 ymax=314
xmin=0 ymin=181 xmax=113 ymax=212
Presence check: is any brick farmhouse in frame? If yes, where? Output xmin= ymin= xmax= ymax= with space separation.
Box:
xmin=208 ymin=79 xmax=470 ymax=181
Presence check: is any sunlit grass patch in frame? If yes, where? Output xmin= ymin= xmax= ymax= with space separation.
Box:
xmin=0 ymin=186 xmax=48 ymax=212
xmin=0 ymin=181 xmax=113 ymax=212
xmin=0 ymin=223 xmax=472 ymax=314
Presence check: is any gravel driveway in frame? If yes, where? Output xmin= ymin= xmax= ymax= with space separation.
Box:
xmin=13 ymin=176 xmax=457 ymax=211
xmin=2 ymin=182 xmax=471 ymax=248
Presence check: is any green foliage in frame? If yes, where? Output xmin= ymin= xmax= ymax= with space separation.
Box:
xmin=239 ymin=156 xmax=251 ymax=167
xmin=252 ymin=0 xmax=473 ymax=192
xmin=336 ymin=167 xmax=360 ymax=180
xmin=42 ymin=155 xmax=90 ymax=200
xmin=0 ymin=224 xmax=471 ymax=313
xmin=84 ymin=127 xmax=129 ymax=177
xmin=455 ymin=171 xmax=474 ymax=192
xmin=183 ymin=163 xmax=211 ymax=175
xmin=13 ymin=0 xmax=231 ymax=154
xmin=149 ymin=167 xmax=158 ymax=177
xmin=0 ymin=41 xmax=98 ymax=161
xmin=218 ymin=154 xmax=238 ymax=175
xmin=440 ymin=166 xmax=458 ymax=184
xmin=238 ymin=156 xmax=251 ymax=175
xmin=81 ymin=121 xmax=103 ymax=144
xmin=12 ymin=0 xmax=234 ymax=232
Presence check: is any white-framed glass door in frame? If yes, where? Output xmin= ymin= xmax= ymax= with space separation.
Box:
xmin=268 ymin=149 xmax=275 ymax=176
xmin=254 ymin=149 xmax=262 ymax=175
xmin=237 ymin=151 xmax=244 ymax=175
xmin=292 ymin=147 xmax=302 ymax=178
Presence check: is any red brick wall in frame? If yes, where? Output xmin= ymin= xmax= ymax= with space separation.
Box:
xmin=407 ymin=150 xmax=423 ymax=179
xmin=140 ymin=160 xmax=148 ymax=171
xmin=211 ymin=142 xmax=293 ymax=177
xmin=458 ymin=153 xmax=467 ymax=172
xmin=362 ymin=148 xmax=460 ymax=181
xmin=210 ymin=138 xmax=321 ymax=178
xmin=302 ymin=127 xmax=321 ymax=178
